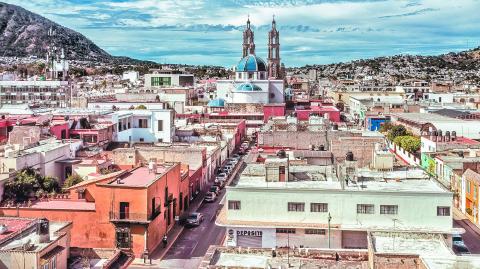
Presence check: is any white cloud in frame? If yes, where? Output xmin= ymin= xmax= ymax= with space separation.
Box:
xmin=2 ymin=0 xmax=480 ymax=66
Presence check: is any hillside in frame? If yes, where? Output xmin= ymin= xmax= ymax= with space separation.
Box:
xmin=293 ymin=47 xmax=480 ymax=83
xmin=0 ymin=2 xmax=156 ymax=65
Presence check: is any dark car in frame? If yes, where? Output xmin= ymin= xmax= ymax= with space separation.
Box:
xmin=186 ymin=213 xmax=204 ymax=227
xmin=210 ymin=185 xmax=220 ymax=195
xmin=204 ymin=191 xmax=217 ymax=202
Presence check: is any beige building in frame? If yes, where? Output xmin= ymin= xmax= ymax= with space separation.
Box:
xmin=0 ymin=217 xmax=72 ymax=269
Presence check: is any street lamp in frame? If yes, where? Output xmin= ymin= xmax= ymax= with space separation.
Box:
xmin=328 ymin=212 xmax=332 ymax=249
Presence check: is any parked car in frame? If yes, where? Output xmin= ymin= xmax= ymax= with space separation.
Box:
xmin=452 ymin=234 xmax=470 ymax=254
xmin=186 ymin=213 xmax=204 ymax=227
xmin=222 ymin=165 xmax=233 ymax=173
xmin=216 ymin=173 xmax=227 ymax=180
xmin=453 ymin=244 xmax=471 ymax=255
xmin=227 ymin=158 xmax=238 ymax=165
xmin=452 ymin=234 xmax=465 ymax=247
xmin=204 ymin=192 xmax=217 ymax=202
xmin=214 ymin=181 xmax=224 ymax=189
xmin=232 ymin=154 xmax=241 ymax=159
xmin=210 ymin=185 xmax=220 ymax=195
xmin=224 ymin=163 xmax=234 ymax=170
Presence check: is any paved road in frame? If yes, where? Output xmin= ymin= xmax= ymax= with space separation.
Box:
xmin=454 ymin=219 xmax=480 ymax=254
xmin=155 ymin=186 xmax=226 ymax=268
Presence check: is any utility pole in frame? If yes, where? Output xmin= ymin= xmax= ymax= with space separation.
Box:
xmin=328 ymin=212 xmax=332 ymax=248
xmin=287 ymin=231 xmax=290 ymax=267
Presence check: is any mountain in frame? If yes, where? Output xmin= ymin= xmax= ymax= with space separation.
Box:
xmin=293 ymin=47 xmax=480 ymax=83
xmin=0 ymin=2 xmax=154 ymax=64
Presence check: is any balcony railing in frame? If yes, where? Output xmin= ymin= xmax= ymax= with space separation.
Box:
xmin=110 ymin=211 xmax=150 ymax=223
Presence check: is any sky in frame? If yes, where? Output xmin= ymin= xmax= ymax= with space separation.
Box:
xmin=4 ymin=0 xmax=480 ymax=67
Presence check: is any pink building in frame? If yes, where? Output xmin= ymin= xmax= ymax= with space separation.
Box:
xmin=295 ymin=105 xmax=341 ymax=122
xmin=263 ymin=103 xmax=286 ymax=122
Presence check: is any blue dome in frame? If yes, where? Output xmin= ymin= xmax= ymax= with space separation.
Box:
xmin=236 ymin=54 xmax=267 ymax=72
xmin=236 ymin=83 xmax=263 ymax=92
xmin=207 ymin=98 xmax=225 ymax=107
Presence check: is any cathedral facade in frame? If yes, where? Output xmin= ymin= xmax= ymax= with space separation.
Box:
xmin=214 ymin=17 xmax=285 ymax=105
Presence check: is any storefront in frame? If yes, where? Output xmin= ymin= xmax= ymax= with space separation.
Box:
xmin=226 ymin=227 xmax=275 ymax=248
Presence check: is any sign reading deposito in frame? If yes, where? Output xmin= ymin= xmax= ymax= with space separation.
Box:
xmin=237 ymin=230 xmax=262 ymax=237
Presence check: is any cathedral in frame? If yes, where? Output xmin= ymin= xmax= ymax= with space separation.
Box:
xmin=214 ymin=17 xmax=285 ymax=105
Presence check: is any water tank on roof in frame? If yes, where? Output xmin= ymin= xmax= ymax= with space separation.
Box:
xmin=319 ymin=145 xmax=325 ymax=151
xmin=38 ymin=218 xmax=50 ymax=243
xmin=332 ymin=124 xmax=339 ymax=130
xmin=277 ymin=150 xmax=287 ymax=158
xmin=346 ymin=151 xmax=354 ymax=161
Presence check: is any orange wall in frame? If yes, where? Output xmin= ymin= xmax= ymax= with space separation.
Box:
xmin=0 ymin=163 xmax=189 ymax=257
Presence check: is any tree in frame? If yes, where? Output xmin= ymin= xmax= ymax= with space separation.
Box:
xmin=387 ymin=125 xmax=408 ymax=141
xmin=136 ymin=104 xmax=147 ymax=110
xmin=63 ymin=174 xmax=84 ymax=189
xmin=3 ymin=168 xmax=60 ymax=202
xmin=379 ymin=122 xmax=394 ymax=133
xmin=394 ymin=136 xmax=421 ymax=153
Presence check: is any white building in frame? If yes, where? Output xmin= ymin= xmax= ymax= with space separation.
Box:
xmin=217 ymin=155 xmax=454 ymax=249
xmin=144 ymin=71 xmax=194 ymax=88
xmin=122 ymin=71 xmax=140 ymax=84
xmin=0 ymin=139 xmax=82 ymax=182
xmin=216 ymin=55 xmax=284 ymax=104
xmin=111 ymin=110 xmax=174 ymax=143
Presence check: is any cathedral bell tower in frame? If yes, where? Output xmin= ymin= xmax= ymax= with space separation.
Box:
xmin=242 ymin=16 xmax=256 ymax=57
xmin=268 ymin=16 xmax=282 ymax=79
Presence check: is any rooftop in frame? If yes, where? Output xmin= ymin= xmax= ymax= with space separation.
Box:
xmin=108 ymin=165 xmax=172 ymax=187
xmin=372 ymin=232 xmax=453 ymax=257
xmin=233 ymin=162 xmax=447 ymax=194
xmin=0 ymin=217 xmax=36 ymax=244
xmin=28 ymin=200 xmax=96 ymax=211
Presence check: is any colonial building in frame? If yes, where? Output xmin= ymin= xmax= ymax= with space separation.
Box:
xmin=215 ymin=18 xmax=285 ymax=105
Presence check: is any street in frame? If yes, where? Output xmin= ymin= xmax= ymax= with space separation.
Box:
xmin=157 ymin=189 xmax=226 ymax=269
xmin=454 ymin=219 xmax=480 ymax=254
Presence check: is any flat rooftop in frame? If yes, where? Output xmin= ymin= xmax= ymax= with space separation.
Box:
xmin=234 ymin=163 xmax=447 ymax=194
xmin=108 ymin=165 xmax=170 ymax=187
xmin=200 ymin=246 xmax=369 ymax=269
xmin=372 ymin=232 xmax=453 ymax=257
xmin=29 ymin=200 xmax=96 ymax=211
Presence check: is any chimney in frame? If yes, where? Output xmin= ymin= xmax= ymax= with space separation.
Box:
xmin=452 ymin=131 xmax=457 ymax=141
xmin=37 ymin=219 xmax=50 ymax=243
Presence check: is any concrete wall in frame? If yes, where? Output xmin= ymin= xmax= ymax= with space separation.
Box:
xmin=225 ymin=188 xmax=453 ymax=233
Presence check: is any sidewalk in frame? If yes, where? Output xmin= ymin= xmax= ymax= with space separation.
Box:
xmin=130 ymin=190 xmax=207 ymax=266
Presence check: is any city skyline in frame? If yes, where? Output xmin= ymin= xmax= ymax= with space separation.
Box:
xmin=2 ymin=0 xmax=480 ymax=66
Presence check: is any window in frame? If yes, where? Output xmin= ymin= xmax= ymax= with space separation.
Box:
xmin=151 ymin=76 xmax=171 ymax=87
xmin=357 ymin=204 xmax=374 ymax=214
xmin=380 ymin=205 xmax=398 ymax=215
xmin=158 ymin=120 xmax=163 ymax=131
xmin=51 ymin=255 xmax=57 ymax=269
xmin=276 ymin=228 xmax=295 ymax=234
xmin=437 ymin=206 xmax=450 ymax=216
xmin=311 ymin=203 xmax=328 ymax=213
xmin=228 ymin=200 xmax=241 ymax=210
xmin=138 ymin=119 xmax=148 ymax=128
xmin=467 ymin=182 xmax=471 ymax=194
xmin=288 ymin=202 xmax=305 ymax=212
xmin=115 ymin=227 xmax=131 ymax=248
xmin=305 ymin=229 xmax=326 ymax=235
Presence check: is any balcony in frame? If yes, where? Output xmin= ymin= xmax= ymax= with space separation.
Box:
xmin=109 ymin=209 xmax=161 ymax=224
